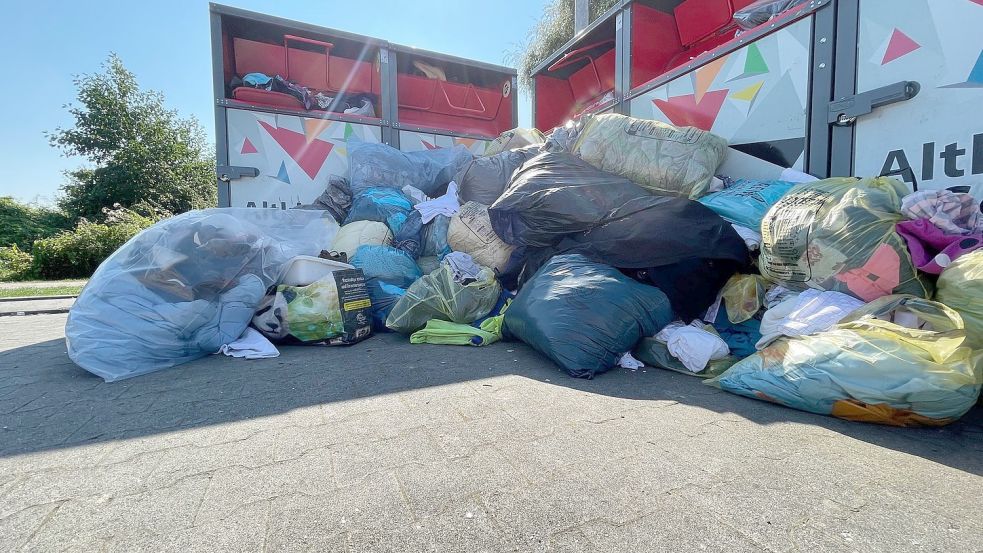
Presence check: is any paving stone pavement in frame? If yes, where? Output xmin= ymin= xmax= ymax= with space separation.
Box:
xmin=1 ymin=313 xmax=981 ymax=552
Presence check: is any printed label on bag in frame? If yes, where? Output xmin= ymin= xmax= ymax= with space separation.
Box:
xmin=625 ymin=119 xmax=701 ymax=144
xmin=760 ymin=189 xmax=835 ymax=282
xmin=333 ymin=269 xmax=373 ymax=345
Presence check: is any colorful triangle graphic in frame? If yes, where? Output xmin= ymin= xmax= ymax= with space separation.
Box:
xmin=654 ymin=89 xmax=729 ymax=131
xmin=743 ymin=44 xmax=769 ymax=76
xmin=693 ymin=57 xmax=728 ymax=103
xmin=302 ymin=118 xmax=333 ymax=144
xmin=344 ymin=123 xmax=354 ymax=140
xmin=731 ymin=81 xmax=764 ymax=104
xmin=881 ymin=29 xmax=920 ymax=65
xmin=240 ymin=137 xmax=258 ymax=155
xmin=421 ymin=140 xmax=440 ymax=150
xmin=275 ymin=161 xmax=290 ymax=184
xmin=259 ymin=121 xmax=334 ymax=180
xmin=455 ymin=138 xmax=477 ymax=149
xmin=942 ymin=49 xmax=983 ymax=88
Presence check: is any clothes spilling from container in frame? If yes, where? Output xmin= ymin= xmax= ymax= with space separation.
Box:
xmin=63 ymin=115 xmax=982 ymax=427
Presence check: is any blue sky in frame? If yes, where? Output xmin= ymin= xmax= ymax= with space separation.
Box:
xmin=2 ymin=0 xmax=548 ymax=204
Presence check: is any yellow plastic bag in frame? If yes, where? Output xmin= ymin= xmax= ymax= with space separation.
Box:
xmin=936 ymin=249 xmax=983 ymax=350
xmin=707 ymin=295 xmax=982 ymax=426
xmin=720 ymin=274 xmax=769 ymax=323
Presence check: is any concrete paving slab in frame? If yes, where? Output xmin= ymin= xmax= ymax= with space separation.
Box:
xmin=0 ymin=313 xmax=980 ymax=551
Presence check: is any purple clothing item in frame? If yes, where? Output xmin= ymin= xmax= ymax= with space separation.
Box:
xmin=896 ymin=219 xmax=983 ymax=275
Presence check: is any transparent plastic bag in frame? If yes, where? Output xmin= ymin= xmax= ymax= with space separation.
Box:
xmin=386 ymin=263 xmax=501 ymax=334
xmin=483 ymin=127 xmax=546 ymax=156
xmin=734 ymin=0 xmax=809 ymax=30
xmin=759 ymin=177 xmax=932 ymax=301
xmin=707 ymin=295 xmax=983 ymax=426
xmin=65 ymin=209 xmax=339 ymax=381
xmin=936 ymin=250 xmax=983 ymax=350
xmin=720 ymin=274 xmax=770 ymax=324
xmin=571 ymin=113 xmax=728 ymax=199
xmin=348 ymin=140 xmax=472 ymax=197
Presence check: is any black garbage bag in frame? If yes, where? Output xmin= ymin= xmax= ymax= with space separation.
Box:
xmin=454 ymin=145 xmax=540 ymax=205
xmin=294 ymin=175 xmax=352 ymax=223
xmin=499 ymin=198 xmax=749 ymax=319
xmin=489 ymin=152 xmax=664 ymax=248
xmin=504 ymin=255 xmax=674 ymax=379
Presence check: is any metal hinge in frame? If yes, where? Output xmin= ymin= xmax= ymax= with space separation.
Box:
xmin=828 ymin=81 xmax=920 ymax=126
xmin=216 ymin=165 xmax=259 ymax=182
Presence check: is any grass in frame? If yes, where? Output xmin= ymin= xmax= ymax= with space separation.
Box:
xmin=0 ymin=284 xmax=85 ymax=299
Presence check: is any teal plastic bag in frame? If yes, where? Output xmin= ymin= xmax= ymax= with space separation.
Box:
xmin=698 ymin=179 xmax=794 ymax=230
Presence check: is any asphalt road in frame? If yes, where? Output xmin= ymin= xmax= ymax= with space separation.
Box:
xmin=1 ymin=313 xmax=981 ymax=552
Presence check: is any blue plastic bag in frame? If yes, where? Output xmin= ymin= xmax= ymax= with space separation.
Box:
xmin=344 ymin=187 xmax=413 ymax=235
xmin=422 ymin=215 xmax=452 ymax=258
xmin=350 ymin=245 xmax=422 ymax=287
xmin=365 ymin=279 xmax=406 ymax=331
xmin=393 ymin=210 xmax=425 ymax=259
xmin=503 ymin=254 xmax=674 ymax=379
xmin=698 ymin=179 xmax=794 ymax=230
xmin=348 ymin=141 xmax=473 ymax=197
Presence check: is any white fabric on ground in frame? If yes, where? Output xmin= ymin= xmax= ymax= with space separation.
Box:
xmin=657 ymin=321 xmax=730 ymax=373
xmin=757 ymin=289 xmax=864 ymax=349
xmin=416 ymin=182 xmax=460 ymax=223
xmin=618 ymin=352 xmax=645 ymax=370
xmin=219 ymin=327 xmax=280 ymax=359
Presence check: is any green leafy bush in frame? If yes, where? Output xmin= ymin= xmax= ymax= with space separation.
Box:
xmin=0 ymin=245 xmax=35 ymax=281
xmin=0 ymin=196 xmax=70 ymax=252
xmin=30 ymin=206 xmax=160 ymax=280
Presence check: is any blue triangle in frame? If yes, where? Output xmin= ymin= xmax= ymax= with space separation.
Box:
xmin=275 ymin=161 xmax=290 ymax=184
xmin=968 ymin=50 xmax=983 ymax=85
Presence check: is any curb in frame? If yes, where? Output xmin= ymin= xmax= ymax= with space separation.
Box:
xmin=0 ymin=295 xmax=78 ymax=303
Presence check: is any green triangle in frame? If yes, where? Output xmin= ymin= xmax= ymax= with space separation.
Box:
xmin=344 ymin=123 xmax=354 ymax=140
xmin=744 ymin=43 xmax=769 ymax=76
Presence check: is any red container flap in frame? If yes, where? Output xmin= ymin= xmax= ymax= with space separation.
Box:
xmin=731 ymin=0 xmax=759 ymax=10
xmin=675 ymin=0 xmax=734 ymax=46
xmin=233 ymin=38 xmax=287 ymax=77
xmin=329 ymin=57 xmax=375 ymax=95
xmin=287 ymin=47 xmax=330 ymax=90
xmin=232 ymin=87 xmax=304 ymax=109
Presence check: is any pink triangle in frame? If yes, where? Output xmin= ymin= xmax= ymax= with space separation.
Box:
xmin=258 ymin=121 xmax=334 ymax=180
xmin=240 ymin=137 xmax=258 ymax=155
xmin=972 ymin=0 xmax=983 ymax=6
xmin=653 ymin=90 xmax=729 ymax=131
xmin=881 ymin=29 xmax=920 ymax=65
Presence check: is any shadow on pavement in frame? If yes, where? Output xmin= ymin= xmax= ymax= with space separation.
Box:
xmin=1 ymin=333 xmax=981 ymax=475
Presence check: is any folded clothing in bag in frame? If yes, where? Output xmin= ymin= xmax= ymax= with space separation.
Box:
xmin=759 ymin=177 xmax=932 ymax=301
xmin=707 ymin=295 xmax=983 ymax=426
xmin=489 ymin=152 xmax=666 ymax=248
xmin=447 ymin=201 xmax=515 ymax=272
xmin=503 ymin=254 xmax=674 ymax=379
xmin=571 ymin=113 xmax=728 ymax=199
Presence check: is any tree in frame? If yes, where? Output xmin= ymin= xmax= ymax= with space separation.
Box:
xmin=0 ymin=196 xmax=69 ymax=252
xmin=48 ymin=54 xmax=216 ymax=221
xmin=509 ymin=0 xmax=620 ymax=94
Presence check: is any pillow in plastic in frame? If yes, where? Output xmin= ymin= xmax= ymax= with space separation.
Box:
xmin=330 ymin=221 xmax=393 ymax=259
xmin=503 ymin=254 xmax=674 ymax=379
xmin=483 ymin=127 xmax=546 ymax=156
xmin=706 ymin=295 xmax=983 ymax=426
xmin=65 ymin=209 xmax=339 ymax=382
xmin=571 ymin=113 xmax=728 ymax=199
xmin=759 ymin=177 xmax=932 ymax=301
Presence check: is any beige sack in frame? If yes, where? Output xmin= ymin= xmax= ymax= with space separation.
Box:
xmin=447 ymin=201 xmax=514 ymax=272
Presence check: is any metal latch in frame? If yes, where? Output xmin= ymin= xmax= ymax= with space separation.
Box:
xmin=828 ymin=81 xmax=920 ymax=126
xmin=216 ymin=165 xmax=259 ymax=182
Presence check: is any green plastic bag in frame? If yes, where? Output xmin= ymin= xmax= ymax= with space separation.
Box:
xmin=707 ymin=295 xmax=982 ymax=426
xmin=386 ymin=263 xmax=501 ymax=334
xmin=633 ymin=336 xmax=738 ymax=379
xmin=759 ymin=177 xmax=932 ymax=301
xmin=936 ymin=249 xmax=983 ymax=350
xmin=409 ymin=318 xmax=503 ymax=346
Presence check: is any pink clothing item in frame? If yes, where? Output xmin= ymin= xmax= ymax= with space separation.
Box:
xmin=896 ymin=219 xmax=983 ymax=275
xmin=834 ymin=243 xmax=902 ymax=302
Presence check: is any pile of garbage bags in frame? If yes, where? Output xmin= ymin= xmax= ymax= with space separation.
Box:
xmin=65 ymin=113 xmax=982 ymax=427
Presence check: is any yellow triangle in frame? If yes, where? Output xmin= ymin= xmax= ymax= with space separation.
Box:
xmin=454 ymin=137 xmax=477 ymax=149
xmin=302 ymin=118 xmax=333 ymax=143
xmin=731 ymin=81 xmax=764 ymax=102
xmin=694 ymin=56 xmax=728 ymax=104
